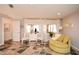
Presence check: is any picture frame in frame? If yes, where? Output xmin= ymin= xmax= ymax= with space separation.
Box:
xmin=4 ymin=23 xmax=10 ymax=32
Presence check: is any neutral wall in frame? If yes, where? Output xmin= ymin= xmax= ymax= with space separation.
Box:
xmin=62 ymin=12 xmax=79 ymax=48
xmin=0 ymin=17 xmax=13 ymax=45
xmin=0 ymin=17 xmax=4 ymax=45
xmin=13 ymin=20 xmax=20 ymax=41
xmin=3 ymin=17 xmax=13 ymax=41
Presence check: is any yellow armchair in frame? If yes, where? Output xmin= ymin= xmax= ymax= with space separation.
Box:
xmin=49 ymin=34 xmax=70 ymax=54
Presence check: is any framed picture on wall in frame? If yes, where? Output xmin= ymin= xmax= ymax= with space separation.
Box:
xmin=4 ymin=23 xmax=10 ymax=32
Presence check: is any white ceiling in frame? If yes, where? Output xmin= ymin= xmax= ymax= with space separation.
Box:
xmin=0 ymin=4 xmax=79 ymax=19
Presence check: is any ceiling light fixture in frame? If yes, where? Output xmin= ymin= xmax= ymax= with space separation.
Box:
xmin=57 ymin=12 xmax=61 ymax=16
xmin=8 ymin=4 xmax=14 ymax=8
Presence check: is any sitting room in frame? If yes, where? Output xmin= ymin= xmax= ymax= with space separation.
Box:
xmin=0 ymin=4 xmax=79 ymax=55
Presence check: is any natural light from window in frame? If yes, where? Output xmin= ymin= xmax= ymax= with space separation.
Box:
xmin=48 ymin=24 xmax=57 ymax=33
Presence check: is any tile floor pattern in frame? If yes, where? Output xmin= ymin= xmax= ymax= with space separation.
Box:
xmin=0 ymin=41 xmax=69 ymax=55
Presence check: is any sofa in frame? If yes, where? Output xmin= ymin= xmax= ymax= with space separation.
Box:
xmin=49 ymin=34 xmax=70 ymax=54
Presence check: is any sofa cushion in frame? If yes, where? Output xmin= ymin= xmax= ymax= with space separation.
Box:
xmin=57 ymin=35 xmax=65 ymax=42
xmin=49 ymin=44 xmax=70 ymax=53
xmin=63 ymin=36 xmax=69 ymax=44
xmin=49 ymin=40 xmax=68 ymax=49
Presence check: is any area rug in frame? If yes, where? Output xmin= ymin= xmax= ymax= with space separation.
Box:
xmin=17 ymin=46 xmax=29 ymax=54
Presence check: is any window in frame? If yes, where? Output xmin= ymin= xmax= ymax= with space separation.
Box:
xmin=26 ymin=24 xmax=40 ymax=33
xmin=43 ymin=25 xmax=47 ymax=33
xmin=48 ymin=24 xmax=57 ymax=33
xmin=32 ymin=25 xmax=40 ymax=33
xmin=26 ymin=24 xmax=31 ymax=33
xmin=25 ymin=24 xmax=57 ymax=33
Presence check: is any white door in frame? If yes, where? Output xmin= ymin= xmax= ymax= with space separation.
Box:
xmin=13 ymin=20 xmax=20 ymax=41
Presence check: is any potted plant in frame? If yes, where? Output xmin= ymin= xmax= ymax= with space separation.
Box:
xmin=48 ymin=32 xmax=55 ymax=38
